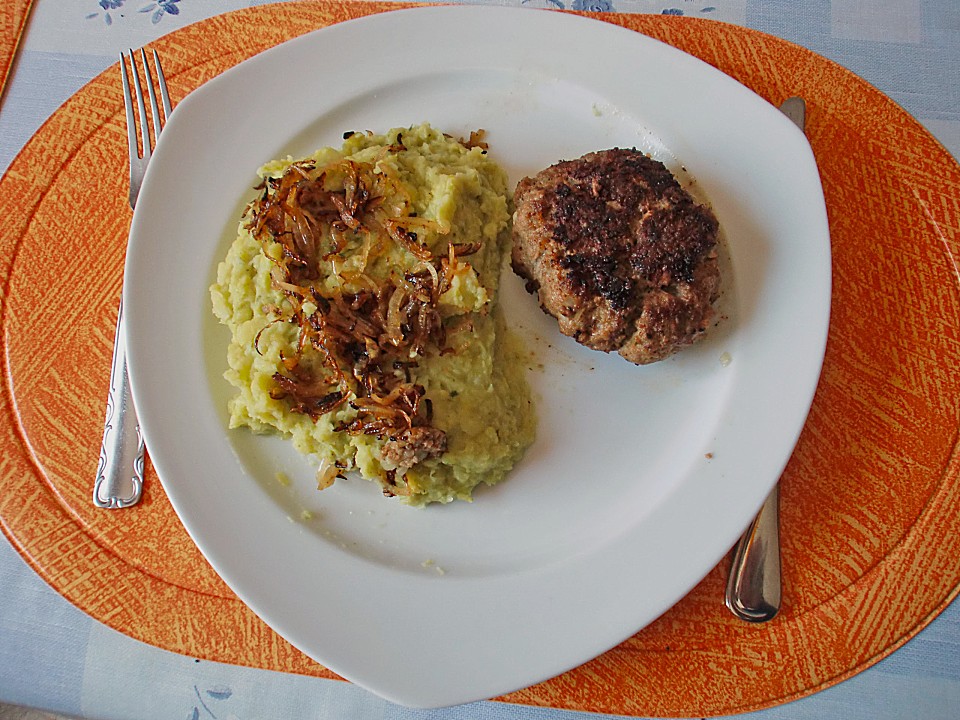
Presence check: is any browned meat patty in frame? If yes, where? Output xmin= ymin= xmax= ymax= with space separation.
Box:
xmin=511 ymin=148 xmax=721 ymax=365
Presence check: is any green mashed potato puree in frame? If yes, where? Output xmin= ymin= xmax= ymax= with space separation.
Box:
xmin=210 ymin=124 xmax=536 ymax=505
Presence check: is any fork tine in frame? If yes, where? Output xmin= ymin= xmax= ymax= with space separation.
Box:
xmin=152 ymin=50 xmax=172 ymax=120
xmin=128 ymin=48 xmax=151 ymax=160
xmin=121 ymin=47 xmax=171 ymax=209
xmin=139 ymin=48 xmax=163 ymax=146
xmin=120 ymin=52 xmax=140 ymax=209
xmin=119 ymin=52 xmax=135 ymax=154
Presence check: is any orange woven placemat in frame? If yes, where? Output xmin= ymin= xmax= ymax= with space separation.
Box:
xmin=2 ymin=2 xmax=960 ymax=716
xmin=0 ymin=0 xmax=34 ymax=100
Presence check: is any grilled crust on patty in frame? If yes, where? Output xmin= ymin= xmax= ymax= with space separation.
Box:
xmin=511 ymin=148 xmax=720 ymax=365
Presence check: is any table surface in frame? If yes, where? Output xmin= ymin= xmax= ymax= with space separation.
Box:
xmin=1 ymin=1 xmax=959 ymax=719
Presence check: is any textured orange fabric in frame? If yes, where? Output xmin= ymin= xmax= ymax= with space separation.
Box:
xmin=0 ymin=0 xmax=34 ymax=101
xmin=2 ymin=2 xmax=960 ymax=716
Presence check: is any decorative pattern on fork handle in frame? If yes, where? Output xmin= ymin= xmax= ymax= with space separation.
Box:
xmin=94 ymin=296 xmax=145 ymax=508
xmin=94 ymin=48 xmax=170 ymax=508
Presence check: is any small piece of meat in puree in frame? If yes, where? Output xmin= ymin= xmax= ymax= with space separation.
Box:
xmin=511 ymin=148 xmax=720 ymax=365
xmin=381 ymin=426 xmax=448 ymax=469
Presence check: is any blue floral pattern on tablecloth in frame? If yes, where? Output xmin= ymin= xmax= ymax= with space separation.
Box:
xmin=86 ymin=0 xmax=181 ymax=25
xmin=86 ymin=0 xmax=720 ymax=23
xmin=188 ymin=684 xmax=238 ymax=720
xmin=572 ymin=0 xmax=615 ymax=11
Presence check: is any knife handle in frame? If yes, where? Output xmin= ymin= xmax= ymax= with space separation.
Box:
xmin=725 ymin=485 xmax=782 ymax=622
xmin=780 ymin=96 xmax=807 ymax=131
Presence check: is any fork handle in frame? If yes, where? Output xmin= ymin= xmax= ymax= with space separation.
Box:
xmin=94 ymin=296 xmax=145 ymax=508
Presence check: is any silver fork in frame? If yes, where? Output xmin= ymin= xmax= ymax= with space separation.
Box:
xmin=93 ymin=49 xmax=171 ymax=509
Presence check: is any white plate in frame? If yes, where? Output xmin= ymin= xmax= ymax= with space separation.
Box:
xmin=124 ymin=6 xmax=830 ymax=708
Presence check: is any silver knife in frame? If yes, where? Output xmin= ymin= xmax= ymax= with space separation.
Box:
xmin=779 ymin=96 xmax=806 ymax=134
xmin=724 ymin=97 xmax=806 ymax=622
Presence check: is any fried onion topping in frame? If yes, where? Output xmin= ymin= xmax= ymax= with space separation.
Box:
xmin=244 ymin=148 xmax=484 ymax=465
